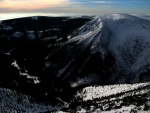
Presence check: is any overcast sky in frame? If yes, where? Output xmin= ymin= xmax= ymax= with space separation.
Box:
xmin=0 ymin=0 xmax=150 ymax=15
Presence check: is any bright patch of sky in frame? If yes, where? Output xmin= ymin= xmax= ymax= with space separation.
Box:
xmin=0 ymin=0 xmax=149 ymax=15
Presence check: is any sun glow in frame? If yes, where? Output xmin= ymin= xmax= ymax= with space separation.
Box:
xmin=0 ymin=0 xmax=149 ymax=15
xmin=0 ymin=0 xmax=69 ymax=11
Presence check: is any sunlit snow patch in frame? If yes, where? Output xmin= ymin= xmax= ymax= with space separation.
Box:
xmin=76 ymin=82 xmax=150 ymax=101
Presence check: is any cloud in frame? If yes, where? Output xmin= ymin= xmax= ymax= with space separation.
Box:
xmin=90 ymin=0 xmax=116 ymax=4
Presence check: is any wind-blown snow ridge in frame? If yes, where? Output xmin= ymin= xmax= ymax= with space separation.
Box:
xmin=57 ymin=14 xmax=150 ymax=85
xmin=66 ymin=17 xmax=103 ymax=46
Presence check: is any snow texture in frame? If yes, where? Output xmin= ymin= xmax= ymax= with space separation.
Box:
xmin=0 ymin=14 xmax=150 ymax=112
xmin=0 ymin=87 xmax=63 ymax=113
xmin=59 ymin=14 xmax=150 ymax=85
xmin=76 ymin=82 xmax=150 ymax=101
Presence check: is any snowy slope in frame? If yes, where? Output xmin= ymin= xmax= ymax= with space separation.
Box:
xmin=71 ymin=82 xmax=150 ymax=113
xmin=46 ymin=14 xmax=150 ymax=86
xmin=76 ymin=82 xmax=150 ymax=101
xmin=102 ymin=14 xmax=150 ymax=73
xmin=0 ymin=87 xmax=65 ymax=113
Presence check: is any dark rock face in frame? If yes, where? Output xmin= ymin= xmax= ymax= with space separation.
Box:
xmin=0 ymin=16 xmax=92 ymax=101
xmin=0 ymin=52 xmax=19 ymax=81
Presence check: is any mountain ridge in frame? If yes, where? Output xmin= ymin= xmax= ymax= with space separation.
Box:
xmin=0 ymin=14 xmax=150 ymax=112
xmin=44 ymin=14 xmax=150 ymax=87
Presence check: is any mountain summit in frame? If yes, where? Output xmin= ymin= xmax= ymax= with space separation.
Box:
xmin=45 ymin=14 xmax=150 ymax=87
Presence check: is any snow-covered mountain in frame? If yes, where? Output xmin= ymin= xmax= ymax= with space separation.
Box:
xmin=45 ymin=14 xmax=150 ymax=87
xmin=0 ymin=14 xmax=150 ymax=112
